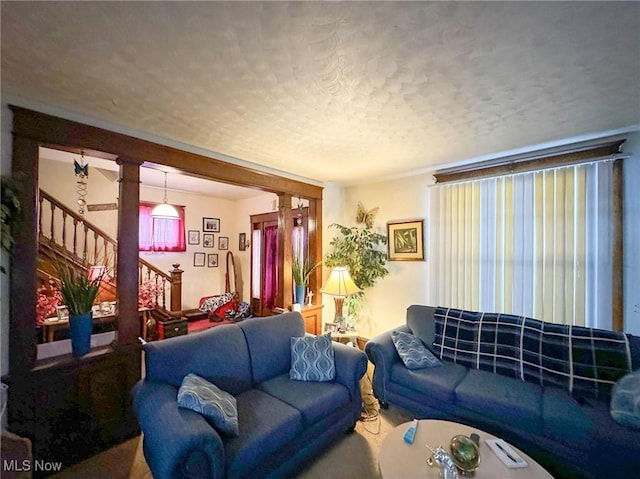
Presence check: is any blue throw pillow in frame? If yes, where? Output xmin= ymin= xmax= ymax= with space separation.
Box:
xmin=610 ymin=368 xmax=640 ymax=429
xmin=290 ymin=333 xmax=336 ymax=382
xmin=177 ymin=373 xmax=239 ymax=436
xmin=392 ymin=330 xmax=442 ymax=369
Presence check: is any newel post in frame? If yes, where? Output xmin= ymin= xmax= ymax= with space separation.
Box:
xmin=170 ymin=263 xmax=183 ymax=312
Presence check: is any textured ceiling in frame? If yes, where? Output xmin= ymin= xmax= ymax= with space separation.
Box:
xmin=2 ymin=1 xmax=639 ymax=185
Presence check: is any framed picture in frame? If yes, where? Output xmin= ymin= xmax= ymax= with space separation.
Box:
xmin=193 ymin=252 xmax=206 ymax=267
xmin=56 ymin=305 xmax=69 ymax=321
xmin=203 ymin=217 xmax=220 ymax=232
xmin=239 ymin=232 xmax=247 ymax=251
xmin=188 ymin=230 xmax=200 ymax=245
xmin=218 ymin=236 xmax=229 ymax=250
xmin=323 ymin=322 xmax=337 ymax=333
xmin=202 ymin=233 xmax=214 ymax=248
xmin=207 ymin=253 xmax=219 ymax=268
xmin=387 ymin=219 xmax=425 ymax=261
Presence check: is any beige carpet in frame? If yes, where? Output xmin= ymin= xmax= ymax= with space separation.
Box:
xmin=50 ymin=366 xmax=414 ymax=479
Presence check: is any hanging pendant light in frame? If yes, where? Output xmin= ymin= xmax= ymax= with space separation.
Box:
xmin=151 ymin=171 xmax=179 ymax=219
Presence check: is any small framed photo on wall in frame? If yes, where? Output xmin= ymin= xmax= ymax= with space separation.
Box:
xmin=203 ymin=217 xmax=220 ymax=232
xmin=202 ymin=233 xmax=214 ymax=248
xmin=218 ymin=236 xmax=229 ymax=250
xmin=208 ymin=253 xmax=219 ymax=268
xmin=239 ymin=232 xmax=247 ymax=251
xmin=387 ymin=219 xmax=425 ymax=261
xmin=188 ymin=230 xmax=200 ymax=245
xmin=193 ymin=252 xmax=206 ymax=267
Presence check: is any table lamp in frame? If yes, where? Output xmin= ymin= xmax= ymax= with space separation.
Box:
xmin=321 ymin=267 xmax=361 ymax=331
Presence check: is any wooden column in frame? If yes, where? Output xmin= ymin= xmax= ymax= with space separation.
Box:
xmin=308 ymin=197 xmax=323 ymax=305
xmin=612 ymin=159 xmax=624 ymax=332
xmin=277 ymin=193 xmax=293 ymax=309
xmin=170 ymin=263 xmax=183 ymax=312
xmin=116 ymin=157 xmax=142 ymax=345
xmin=9 ymin=134 xmax=40 ymax=372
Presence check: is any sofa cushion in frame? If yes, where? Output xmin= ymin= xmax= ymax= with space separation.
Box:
xmin=610 ymin=369 xmax=640 ymax=429
xmin=455 ymin=369 xmax=543 ymax=433
xmin=258 ymin=373 xmax=350 ymax=425
xmin=144 ymin=323 xmax=253 ymax=395
xmin=239 ymin=312 xmax=306 ymax=383
xmin=391 ymin=361 xmax=468 ymax=403
xmin=476 ymin=312 xmax=523 ymax=379
xmin=433 ymin=307 xmax=478 ymax=368
xmin=542 ymin=387 xmax=594 ymax=444
xmin=177 ymin=373 xmax=239 ymax=436
xmin=392 ymin=330 xmax=442 ymax=369
xmin=224 ymin=388 xmax=302 ymax=478
xmin=290 ymin=333 xmax=336 ymax=382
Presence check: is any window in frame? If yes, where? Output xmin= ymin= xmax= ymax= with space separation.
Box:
xmin=139 ymin=202 xmax=186 ymax=252
xmin=430 ymin=160 xmax=618 ymax=330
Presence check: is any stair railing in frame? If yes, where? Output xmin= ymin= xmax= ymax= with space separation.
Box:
xmin=38 ymin=189 xmax=181 ymax=311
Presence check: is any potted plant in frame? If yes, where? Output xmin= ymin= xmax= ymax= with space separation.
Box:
xmin=324 ymin=203 xmax=389 ymax=321
xmin=292 ymin=256 xmax=320 ymax=305
xmin=1 ymin=175 xmax=22 ymax=273
xmin=54 ymin=261 xmax=107 ymax=356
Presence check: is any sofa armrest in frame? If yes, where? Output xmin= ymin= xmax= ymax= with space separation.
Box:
xmin=364 ymin=325 xmax=409 ymax=403
xmin=133 ymin=380 xmax=225 ymax=479
xmin=332 ymin=342 xmax=368 ymax=422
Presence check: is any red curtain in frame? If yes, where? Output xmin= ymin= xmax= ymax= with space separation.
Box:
xmin=139 ymin=202 xmax=186 ymax=252
xmin=263 ymin=224 xmax=279 ymax=309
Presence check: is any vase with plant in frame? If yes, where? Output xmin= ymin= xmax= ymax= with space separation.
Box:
xmin=324 ymin=202 xmax=389 ymax=321
xmin=292 ymin=256 xmax=320 ymax=305
xmin=54 ymin=261 xmax=107 ymax=356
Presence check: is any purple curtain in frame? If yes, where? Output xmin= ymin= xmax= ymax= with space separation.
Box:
xmin=263 ymin=225 xmax=279 ymax=309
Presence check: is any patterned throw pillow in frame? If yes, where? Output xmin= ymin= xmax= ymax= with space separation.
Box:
xmin=610 ymin=369 xmax=640 ymax=429
xmin=177 ymin=373 xmax=239 ymax=436
xmin=392 ymin=330 xmax=442 ymax=369
xmin=290 ymin=333 xmax=336 ymax=382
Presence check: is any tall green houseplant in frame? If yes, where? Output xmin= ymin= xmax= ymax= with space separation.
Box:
xmin=324 ymin=204 xmax=389 ymax=318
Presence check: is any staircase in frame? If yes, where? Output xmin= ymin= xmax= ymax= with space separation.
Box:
xmin=38 ymin=189 xmax=182 ymax=312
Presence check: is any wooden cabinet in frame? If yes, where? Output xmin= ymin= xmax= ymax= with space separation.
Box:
xmin=300 ymin=304 xmax=324 ymax=335
xmin=5 ymin=346 xmax=141 ymax=476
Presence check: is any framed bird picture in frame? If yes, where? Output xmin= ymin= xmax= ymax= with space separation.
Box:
xmin=387 ymin=219 xmax=425 ymax=261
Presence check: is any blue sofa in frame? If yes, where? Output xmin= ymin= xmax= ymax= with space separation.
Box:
xmin=133 ymin=312 xmax=367 ymax=479
xmin=365 ymin=305 xmax=640 ymax=479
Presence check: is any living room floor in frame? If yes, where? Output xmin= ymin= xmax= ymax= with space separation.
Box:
xmin=49 ymin=364 xmax=413 ymax=479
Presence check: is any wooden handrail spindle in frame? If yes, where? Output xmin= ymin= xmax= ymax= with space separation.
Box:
xmin=82 ymin=223 xmax=89 ymax=264
xmin=49 ymin=202 xmax=55 ymax=243
xmin=73 ymin=217 xmax=79 ymax=256
xmin=61 ymin=211 xmax=67 ymax=250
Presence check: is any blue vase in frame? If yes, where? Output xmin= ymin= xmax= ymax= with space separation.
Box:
xmin=295 ymin=284 xmax=306 ymax=305
xmin=70 ymin=312 xmax=93 ymax=357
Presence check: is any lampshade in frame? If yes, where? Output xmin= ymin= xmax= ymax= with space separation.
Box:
xmin=151 ymin=202 xmax=179 ymax=219
xmin=321 ymin=267 xmax=361 ymax=297
xmin=152 ymin=171 xmax=180 ymax=219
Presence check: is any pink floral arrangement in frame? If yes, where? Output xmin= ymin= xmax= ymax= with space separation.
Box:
xmin=139 ymin=279 xmax=165 ymax=308
xmin=36 ymin=280 xmax=63 ymax=326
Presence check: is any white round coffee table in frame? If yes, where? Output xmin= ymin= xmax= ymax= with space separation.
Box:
xmin=379 ymin=419 xmax=553 ymax=479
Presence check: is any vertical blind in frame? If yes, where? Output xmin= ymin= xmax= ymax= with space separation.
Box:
xmin=429 ymin=161 xmax=614 ymax=329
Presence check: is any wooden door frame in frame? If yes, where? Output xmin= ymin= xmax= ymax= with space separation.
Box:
xmin=9 ymin=105 xmax=323 ymax=373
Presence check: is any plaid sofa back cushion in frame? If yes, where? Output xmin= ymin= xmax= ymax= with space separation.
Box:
xmin=433 ymin=307 xmax=479 ymax=368
xmin=433 ymin=306 xmax=633 ymax=399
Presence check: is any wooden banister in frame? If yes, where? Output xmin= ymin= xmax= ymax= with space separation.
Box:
xmin=38 ymin=189 xmax=179 ymax=311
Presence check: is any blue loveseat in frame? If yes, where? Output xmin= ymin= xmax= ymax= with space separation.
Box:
xmin=133 ymin=312 xmax=367 ymax=479
xmin=365 ymin=305 xmax=640 ymax=479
